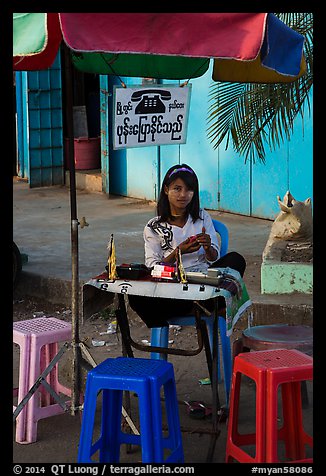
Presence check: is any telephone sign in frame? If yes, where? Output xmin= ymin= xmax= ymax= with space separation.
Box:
xmin=113 ymin=84 xmax=191 ymax=149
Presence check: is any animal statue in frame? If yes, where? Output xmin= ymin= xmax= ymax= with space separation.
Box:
xmin=262 ymin=191 xmax=313 ymax=261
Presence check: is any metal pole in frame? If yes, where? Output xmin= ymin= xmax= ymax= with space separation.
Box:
xmin=63 ymin=43 xmax=81 ymax=415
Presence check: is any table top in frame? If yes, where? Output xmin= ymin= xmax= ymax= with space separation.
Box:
xmin=83 ymin=268 xmax=253 ymax=336
xmin=86 ymin=274 xmax=224 ymax=300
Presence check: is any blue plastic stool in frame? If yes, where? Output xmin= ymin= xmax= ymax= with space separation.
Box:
xmin=77 ymin=357 xmax=184 ymax=463
xmin=151 ymin=316 xmax=232 ymax=405
xmin=150 ymin=218 xmax=232 ymax=406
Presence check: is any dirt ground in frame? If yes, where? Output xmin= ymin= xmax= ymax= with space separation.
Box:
xmin=13 ymin=294 xmax=313 ymax=464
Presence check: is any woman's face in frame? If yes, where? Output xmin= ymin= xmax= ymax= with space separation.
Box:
xmin=164 ymin=178 xmax=194 ymax=212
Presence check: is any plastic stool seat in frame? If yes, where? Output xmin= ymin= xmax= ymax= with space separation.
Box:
xmin=14 ymin=317 xmax=71 ymax=335
xmin=13 ymin=317 xmax=72 ymax=444
xmin=78 ymin=357 xmax=184 ymax=463
xmin=226 ymin=349 xmax=313 ymax=463
xmin=242 ymin=324 xmax=313 ymax=354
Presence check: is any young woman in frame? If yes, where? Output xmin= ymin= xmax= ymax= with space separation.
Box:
xmin=128 ymin=163 xmax=246 ymax=328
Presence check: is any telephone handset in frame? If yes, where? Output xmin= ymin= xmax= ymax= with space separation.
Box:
xmin=131 ymin=89 xmax=171 ymax=114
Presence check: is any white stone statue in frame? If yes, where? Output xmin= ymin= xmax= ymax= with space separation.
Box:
xmin=262 ymin=191 xmax=313 ymax=262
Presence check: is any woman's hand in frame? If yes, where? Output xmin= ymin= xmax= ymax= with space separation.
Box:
xmin=172 ymin=227 xmax=217 ymax=261
xmin=178 ymin=236 xmax=201 ymax=255
xmin=179 ymin=227 xmax=212 ymax=254
xmin=163 ymin=236 xmax=200 ymax=264
xmin=195 ymin=226 xmax=211 ymax=251
xmin=197 ymin=227 xmax=218 ymax=261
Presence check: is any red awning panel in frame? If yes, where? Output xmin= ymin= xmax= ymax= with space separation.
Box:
xmin=59 ymin=13 xmax=268 ymax=60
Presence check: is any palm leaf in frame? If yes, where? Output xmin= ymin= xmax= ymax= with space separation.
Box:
xmin=207 ymin=13 xmax=313 ymax=163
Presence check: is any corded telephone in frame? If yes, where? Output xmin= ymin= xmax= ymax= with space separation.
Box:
xmin=131 ymin=89 xmax=171 ymax=114
xmin=115 ymin=263 xmax=151 ymax=280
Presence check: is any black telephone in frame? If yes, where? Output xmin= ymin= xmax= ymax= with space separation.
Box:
xmin=131 ymin=89 xmax=171 ymax=114
xmin=115 ymin=263 xmax=151 ymax=280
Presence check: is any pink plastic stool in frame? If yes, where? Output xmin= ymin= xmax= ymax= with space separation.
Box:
xmin=13 ymin=317 xmax=72 ymax=444
xmin=13 ymin=321 xmax=31 ymax=443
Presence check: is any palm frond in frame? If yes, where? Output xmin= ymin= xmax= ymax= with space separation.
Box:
xmin=206 ymin=13 xmax=313 ymax=163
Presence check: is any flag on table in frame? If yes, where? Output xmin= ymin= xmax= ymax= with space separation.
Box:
xmin=176 ymin=247 xmax=187 ymax=284
xmin=107 ymin=234 xmax=117 ymax=280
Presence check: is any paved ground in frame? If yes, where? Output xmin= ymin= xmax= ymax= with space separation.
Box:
xmin=13 ymin=179 xmax=312 ymax=315
xmin=12 ymin=178 xmax=313 ymax=465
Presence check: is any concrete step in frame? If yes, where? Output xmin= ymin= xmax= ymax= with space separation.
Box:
xmin=65 ymin=169 xmax=102 ymax=193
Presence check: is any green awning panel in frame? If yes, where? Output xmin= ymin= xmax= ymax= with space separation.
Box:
xmin=71 ymin=52 xmax=210 ymax=80
xmin=13 ymin=13 xmax=47 ymax=56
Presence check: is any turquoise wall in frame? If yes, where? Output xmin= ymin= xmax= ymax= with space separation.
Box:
xmin=16 ymin=53 xmax=64 ymax=187
xmin=103 ymin=64 xmax=313 ymax=219
xmin=16 ymin=56 xmax=312 ymax=219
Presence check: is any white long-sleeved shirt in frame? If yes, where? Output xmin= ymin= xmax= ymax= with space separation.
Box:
xmin=144 ymin=209 xmax=220 ymax=272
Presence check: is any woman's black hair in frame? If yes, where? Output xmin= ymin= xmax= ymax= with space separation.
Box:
xmin=157 ymin=163 xmax=201 ymax=223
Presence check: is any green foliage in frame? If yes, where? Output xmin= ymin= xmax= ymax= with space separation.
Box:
xmin=207 ymin=13 xmax=313 ymax=163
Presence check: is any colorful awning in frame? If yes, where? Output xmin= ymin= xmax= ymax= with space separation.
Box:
xmin=13 ymin=13 xmax=306 ymax=83
xmin=13 ymin=13 xmax=62 ymax=70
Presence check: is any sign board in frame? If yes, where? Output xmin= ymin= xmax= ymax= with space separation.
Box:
xmin=113 ymin=84 xmax=191 ymax=149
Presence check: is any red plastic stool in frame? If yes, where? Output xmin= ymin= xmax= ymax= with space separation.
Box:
xmin=232 ymin=324 xmax=313 ymax=407
xmin=225 ymin=349 xmax=313 ymax=463
xmin=13 ymin=317 xmax=72 ymax=444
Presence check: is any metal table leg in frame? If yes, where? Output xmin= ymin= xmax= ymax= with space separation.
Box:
xmin=204 ymin=303 xmax=221 ymax=462
xmin=116 ymin=294 xmax=136 ymax=454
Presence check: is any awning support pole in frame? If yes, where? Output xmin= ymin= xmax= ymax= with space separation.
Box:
xmin=63 ymin=43 xmax=81 ymax=416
